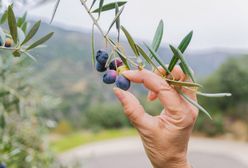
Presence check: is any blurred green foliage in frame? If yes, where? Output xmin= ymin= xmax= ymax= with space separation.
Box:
xmin=195 ymin=55 xmax=248 ymax=136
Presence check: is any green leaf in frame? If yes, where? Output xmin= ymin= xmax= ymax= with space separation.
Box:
xmin=169 ymin=45 xmax=195 ymax=82
xmin=7 ymin=6 xmax=18 ymax=44
xmin=21 ymin=20 xmax=41 ymax=45
xmin=92 ymin=1 xmax=127 ymax=13
xmin=106 ymin=6 xmax=124 ymax=35
xmin=50 ymin=0 xmax=61 ymax=24
xmin=168 ymin=31 xmax=193 ymax=71
xmin=115 ymin=2 xmax=121 ymax=41
xmin=151 ymin=20 xmax=164 ymax=52
xmin=21 ymin=22 xmax=28 ymax=33
xmin=0 ymin=10 xmax=8 ymax=24
xmin=197 ymin=92 xmax=232 ymax=97
xmin=178 ymin=89 xmax=212 ymax=119
xmin=121 ymin=26 xmax=139 ymax=56
xmin=136 ymin=45 xmax=159 ymax=70
xmin=167 ymin=79 xmax=202 ymax=88
xmin=26 ymin=32 xmax=54 ymax=51
xmin=144 ymin=43 xmax=170 ymax=73
xmin=91 ymin=24 xmax=96 ymax=67
xmin=17 ymin=12 xmax=27 ymax=27
xmin=98 ymin=0 xmax=104 ymax=18
xmin=0 ymin=27 xmax=6 ymax=46
xmin=17 ymin=27 xmax=25 ymax=43
xmin=90 ymin=0 xmax=98 ymax=10
xmin=22 ymin=51 xmax=37 ymax=62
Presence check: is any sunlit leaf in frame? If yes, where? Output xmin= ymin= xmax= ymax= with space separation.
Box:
xmin=169 ymin=45 xmax=195 ymax=82
xmin=50 ymin=0 xmax=61 ymax=24
xmin=91 ymin=24 xmax=96 ymax=67
xmin=178 ymin=89 xmax=212 ymax=119
xmin=168 ymin=31 xmax=193 ymax=71
xmin=106 ymin=6 xmax=124 ymax=35
xmin=144 ymin=43 xmax=170 ymax=73
xmin=197 ymin=92 xmax=232 ymax=97
xmin=151 ymin=20 xmax=164 ymax=53
xmin=26 ymin=32 xmax=54 ymax=51
xmin=121 ymin=26 xmax=139 ymax=56
xmin=8 ymin=6 xmax=18 ymax=44
xmin=21 ymin=20 xmax=41 ymax=45
xmin=92 ymin=1 xmax=127 ymax=13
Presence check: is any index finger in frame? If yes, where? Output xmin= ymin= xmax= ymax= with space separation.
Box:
xmin=122 ymin=69 xmax=183 ymax=111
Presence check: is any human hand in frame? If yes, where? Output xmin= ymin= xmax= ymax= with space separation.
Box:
xmin=113 ymin=66 xmax=198 ymax=168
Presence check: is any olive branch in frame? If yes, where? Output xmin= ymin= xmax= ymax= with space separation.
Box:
xmin=51 ymin=0 xmax=232 ymax=119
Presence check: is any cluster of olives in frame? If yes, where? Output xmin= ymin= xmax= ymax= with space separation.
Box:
xmin=96 ymin=50 xmax=131 ymax=91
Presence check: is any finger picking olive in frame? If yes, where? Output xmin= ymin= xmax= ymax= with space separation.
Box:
xmin=116 ymin=75 xmax=131 ymax=91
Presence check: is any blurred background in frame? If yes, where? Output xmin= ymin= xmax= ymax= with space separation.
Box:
xmin=0 ymin=0 xmax=248 ymax=167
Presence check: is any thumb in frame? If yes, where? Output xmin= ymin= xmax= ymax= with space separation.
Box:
xmin=113 ymin=87 xmax=149 ymax=128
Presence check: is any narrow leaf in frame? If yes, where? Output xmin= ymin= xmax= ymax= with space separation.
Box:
xmin=50 ymin=0 xmax=61 ymax=24
xmin=121 ymin=26 xmax=139 ymax=56
xmin=144 ymin=43 xmax=170 ymax=73
xmin=106 ymin=6 xmax=124 ymax=35
xmin=115 ymin=2 xmax=121 ymax=41
xmin=0 ymin=10 xmax=8 ymax=24
xmin=197 ymin=92 xmax=232 ymax=97
xmin=178 ymin=90 xmax=212 ymax=119
xmin=151 ymin=20 xmax=164 ymax=52
xmin=26 ymin=32 xmax=54 ymax=51
xmin=136 ymin=45 xmax=159 ymax=70
xmin=8 ymin=6 xmax=18 ymax=43
xmin=169 ymin=45 xmax=195 ymax=82
xmin=167 ymin=79 xmax=202 ymax=88
xmin=168 ymin=31 xmax=193 ymax=71
xmin=90 ymin=0 xmax=97 ymax=10
xmin=21 ymin=22 xmax=28 ymax=33
xmin=21 ymin=20 xmax=41 ymax=45
xmin=91 ymin=24 xmax=96 ymax=67
xmin=98 ymin=0 xmax=104 ymax=18
xmin=17 ymin=12 xmax=27 ymax=27
xmin=92 ymin=1 xmax=127 ymax=13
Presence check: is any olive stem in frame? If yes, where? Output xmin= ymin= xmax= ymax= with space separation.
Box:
xmin=80 ymin=0 xmax=138 ymax=67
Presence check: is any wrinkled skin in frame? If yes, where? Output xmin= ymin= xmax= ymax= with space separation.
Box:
xmin=113 ymin=66 xmax=198 ymax=168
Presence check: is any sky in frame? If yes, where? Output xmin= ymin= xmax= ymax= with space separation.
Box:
xmin=27 ymin=0 xmax=248 ymax=50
